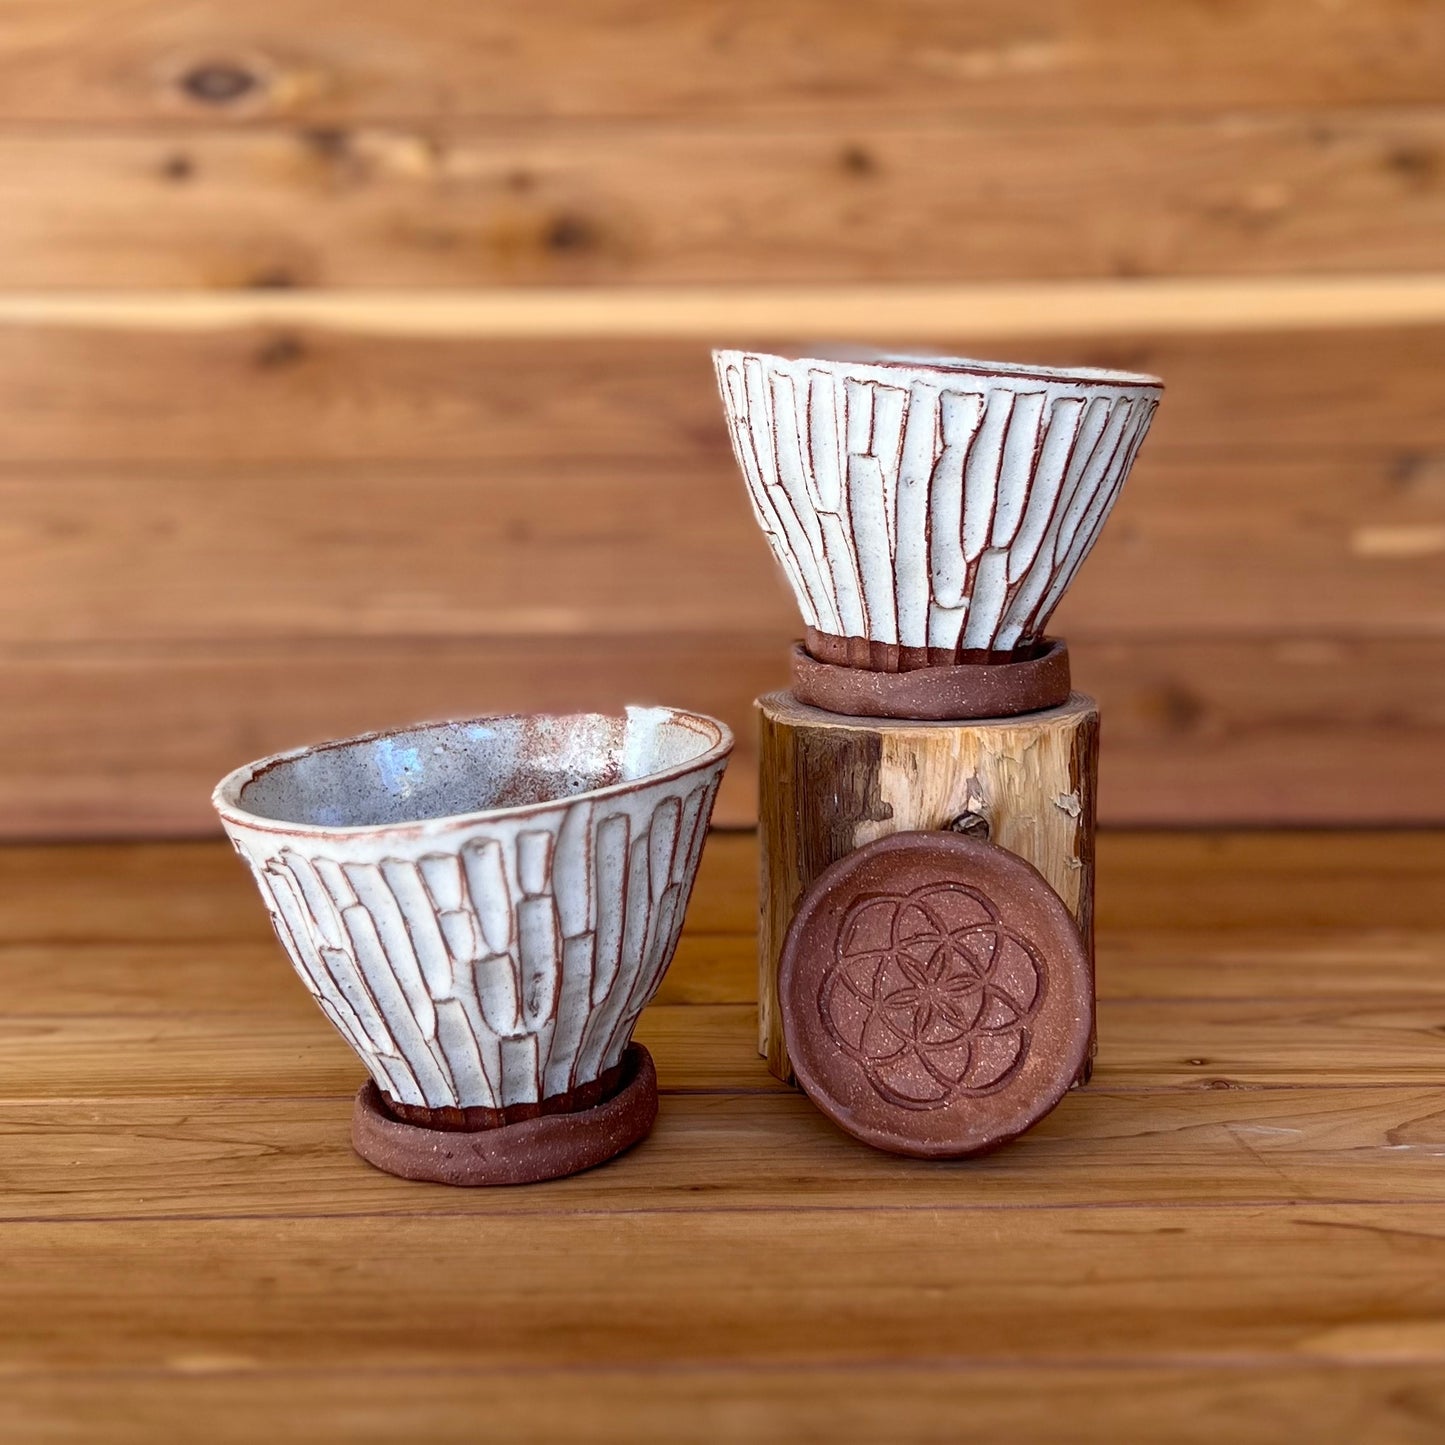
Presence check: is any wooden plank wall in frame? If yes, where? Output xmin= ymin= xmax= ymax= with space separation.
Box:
xmin=0 ymin=0 xmax=1442 ymax=836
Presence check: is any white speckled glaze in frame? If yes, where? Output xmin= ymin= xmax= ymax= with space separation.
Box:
xmin=213 ymin=707 xmax=732 ymax=1112
xmin=714 ymin=350 xmax=1162 ymax=654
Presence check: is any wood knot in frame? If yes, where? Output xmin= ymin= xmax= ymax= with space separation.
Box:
xmin=1386 ymin=145 xmax=1439 ymax=187
xmin=303 ymin=127 xmax=350 ymax=160
xmin=1147 ymin=682 xmax=1206 ymax=736
xmin=160 ymin=153 xmax=195 ymax=183
xmin=254 ymin=333 xmax=305 ymax=370
xmin=247 ymin=267 xmax=299 ymax=290
xmin=545 ymin=213 xmax=599 ymax=254
xmin=178 ymin=61 xmax=263 ymax=107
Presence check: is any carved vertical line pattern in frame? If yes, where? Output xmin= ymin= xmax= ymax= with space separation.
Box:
xmin=274 ymin=857 xmax=409 ymax=1080
xmin=460 ymin=838 xmax=514 ymax=957
xmin=227 ymin=748 xmax=727 ymax=1114
xmin=547 ymin=932 xmax=596 ymax=1094
xmin=931 ymin=390 xmax=985 ymax=605
xmin=616 ymin=880 xmax=682 ymax=1057
xmin=771 ymin=371 xmax=832 ymax=600
xmin=591 ymin=811 xmax=630 ymax=1007
xmin=1009 ymin=398 xmax=1086 ymax=582
xmin=339 ymin=899 xmax=453 ymax=1108
xmin=433 ymin=999 xmax=490 ymax=1105
xmin=414 ymin=850 xmax=505 ymax=1105
xmin=262 ymin=862 xmax=380 ymax=1059
xmin=598 ymin=794 xmax=685 ymax=1066
xmin=500 ymin=1034 xmax=541 ymax=1106
xmin=1010 ymin=394 xmax=1114 ymax=642
xmin=723 ymin=363 xmax=813 ymax=622
xmin=716 ymin=352 xmax=1158 ymax=657
xmin=344 ymin=863 xmax=434 ymax=1037
xmin=258 ymin=864 xmax=329 ymax=1000
xmin=893 ymin=381 xmax=939 ymax=651
xmin=430 ymin=871 xmax=504 ymax=1109
xmin=960 ymin=391 xmax=1013 ymax=572
xmin=516 ymin=839 xmax=563 ymax=1099
xmin=1033 ymin=398 xmax=1150 ymax=633
xmin=674 ymin=782 xmax=708 ymax=886
xmin=926 ymin=390 xmax=980 ymax=653
xmin=848 ymin=453 xmax=896 ymax=644
xmin=994 ymin=397 xmax=1088 ymax=647
xmin=341 ymin=862 xmax=457 ymax=1105
xmin=989 ymin=392 xmax=1048 ymax=550
xmin=624 ymin=778 xmax=722 ymax=1041
xmin=870 ymin=383 xmax=908 ymax=557
xmin=806 ymin=371 xmax=865 ymax=640
xmin=474 ymin=952 xmax=521 ymax=1036
xmin=576 ymin=818 xmax=654 ymax=1082
xmin=380 ymin=859 xmax=455 ymax=1003
xmin=553 ymin=801 xmax=595 ymax=939
xmin=746 ymin=356 xmax=833 ymax=631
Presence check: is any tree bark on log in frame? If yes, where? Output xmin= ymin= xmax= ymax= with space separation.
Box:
xmin=757 ymin=690 xmax=1100 ymax=1084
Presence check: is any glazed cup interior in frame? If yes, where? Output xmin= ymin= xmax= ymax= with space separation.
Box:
xmin=214 ymin=707 xmax=731 ymax=832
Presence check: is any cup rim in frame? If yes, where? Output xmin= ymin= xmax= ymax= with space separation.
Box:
xmin=713 ymin=347 xmax=1164 ymax=391
xmin=212 ymin=707 xmax=734 ymax=839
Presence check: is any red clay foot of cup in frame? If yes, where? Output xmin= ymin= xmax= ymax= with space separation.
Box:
xmin=351 ymin=1043 xmax=658 ymax=1186
xmin=790 ymin=639 xmax=1071 ymax=720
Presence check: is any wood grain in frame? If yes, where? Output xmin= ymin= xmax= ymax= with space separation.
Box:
xmin=8 ymin=1085 xmax=1445 ymax=1221
xmin=0 ymin=827 xmax=1441 ymax=1439
xmin=4 ymin=114 xmax=1445 ymax=287
xmin=6 ymin=997 xmax=1445 ymax=1101
xmin=0 ymin=320 xmax=1438 ymax=838
xmin=2 ymin=1365 xmax=1441 ymax=1445
xmin=1 ymin=1205 xmax=1445 ymax=1370
xmin=1 ymin=323 xmax=1444 ymax=464
xmin=2 ymin=634 xmax=1441 ymax=837
xmin=1 ymin=0 xmax=1441 ymax=122
xmin=0 ymin=449 xmax=1439 ymax=644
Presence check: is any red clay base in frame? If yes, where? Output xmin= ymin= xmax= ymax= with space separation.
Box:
xmin=790 ymin=639 xmax=1071 ymax=720
xmin=351 ymin=1043 xmax=658 ymax=1186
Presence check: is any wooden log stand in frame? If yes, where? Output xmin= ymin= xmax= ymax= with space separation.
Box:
xmin=757 ymin=689 xmax=1100 ymax=1085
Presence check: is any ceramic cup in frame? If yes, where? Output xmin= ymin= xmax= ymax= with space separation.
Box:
xmin=714 ymin=349 xmax=1162 ymax=670
xmin=213 ymin=706 xmax=733 ymax=1185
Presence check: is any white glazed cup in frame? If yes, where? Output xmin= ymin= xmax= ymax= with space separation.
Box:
xmin=213 ymin=707 xmax=732 ymax=1122
xmin=714 ymin=349 xmax=1163 ymax=661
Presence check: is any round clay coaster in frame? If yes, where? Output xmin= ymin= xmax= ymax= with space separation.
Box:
xmin=351 ymin=1043 xmax=658 ymax=1186
xmin=790 ymin=639 xmax=1071 ymax=721
xmin=779 ymin=832 xmax=1092 ymax=1158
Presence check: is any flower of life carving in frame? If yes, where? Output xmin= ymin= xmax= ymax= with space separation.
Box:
xmin=817 ymin=881 xmax=1048 ymax=1111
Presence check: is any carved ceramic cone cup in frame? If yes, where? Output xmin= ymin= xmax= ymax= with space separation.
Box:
xmin=714 ymin=349 xmax=1162 ymax=718
xmin=214 ymin=707 xmax=732 ymax=1185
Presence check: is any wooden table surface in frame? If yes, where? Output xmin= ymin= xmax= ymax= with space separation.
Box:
xmin=1 ymin=830 xmax=1443 ymax=1442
